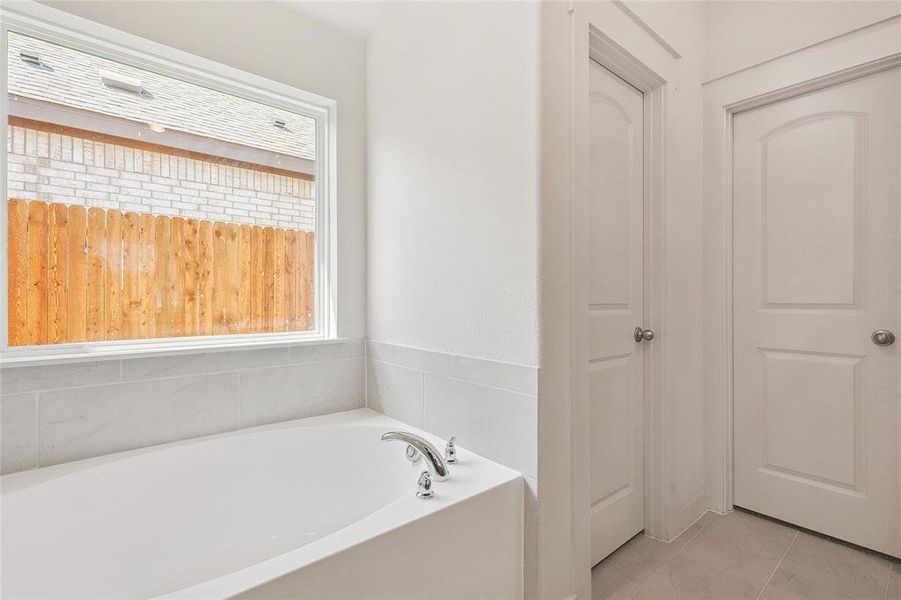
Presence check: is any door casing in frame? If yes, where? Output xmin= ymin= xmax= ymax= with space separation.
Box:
xmin=584 ymin=26 xmax=667 ymax=541
xmin=702 ymin=19 xmax=901 ymax=513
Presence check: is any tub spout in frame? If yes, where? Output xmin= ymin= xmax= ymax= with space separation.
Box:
xmin=381 ymin=431 xmax=450 ymax=481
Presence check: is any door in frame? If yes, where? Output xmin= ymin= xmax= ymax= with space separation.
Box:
xmin=588 ymin=60 xmax=646 ymax=565
xmin=733 ymin=68 xmax=900 ymax=557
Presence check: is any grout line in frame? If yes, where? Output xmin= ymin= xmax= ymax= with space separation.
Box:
xmin=363 ymin=348 xmax=369 ymax=409
xmin=33 ymin=391 xmax=41 ymax=469
xmin=755 ymin=530 xmax=798 ymax=600
xmin=420 ymin=370 xmax=426 ymax=425
xmin=882 ymin=562 xmax=895 ymax=600
xmin=235 ymin=370 xmax=242 ymax=427
xmin=626 ymin=511 xmax=718 ymax=597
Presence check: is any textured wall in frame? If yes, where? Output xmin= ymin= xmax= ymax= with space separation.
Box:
xmin=366 ymin=1 xmax=539 ymax=366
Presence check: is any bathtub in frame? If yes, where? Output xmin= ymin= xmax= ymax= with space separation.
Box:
xmin=0 ymin=409 xmax=523 ymax=599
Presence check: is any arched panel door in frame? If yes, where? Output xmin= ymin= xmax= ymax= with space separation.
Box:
xmin=588 ymin=59 xmax=646 ymax=566
xmin=733 ymin=68 xmax=900 ymax=558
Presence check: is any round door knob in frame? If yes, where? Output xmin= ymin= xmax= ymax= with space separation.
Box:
xmin=871 ymin=330 xmax=895 ymax=346
xmin=634 ymin=327 xmax=655 ymax=342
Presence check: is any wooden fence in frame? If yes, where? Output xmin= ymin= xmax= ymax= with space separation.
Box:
xmin=7 ymin=199 xmax=314 ymax=346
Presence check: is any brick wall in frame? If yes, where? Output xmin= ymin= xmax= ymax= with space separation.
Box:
xmin=6 ymin=124 xmax=315 ymax=231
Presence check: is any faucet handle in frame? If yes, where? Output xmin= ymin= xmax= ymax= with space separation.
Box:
xmin=416 ymin=470 xmax=435 ymax=499
xmin=445 ymin=436 xmax=457 ymax=463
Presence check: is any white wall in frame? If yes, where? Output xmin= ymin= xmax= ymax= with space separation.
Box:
xmin=42 ymin=0 xmax=368 ymax=340
xmin=625 ymin=0 xmax=709 ymax=535
xmin=366 ymin=1 xmax=539 ymax=367
xmin=539 ymin=2 xmax=707 ymax=598
xmin=706 ymin=0 xmax=901 ymax=80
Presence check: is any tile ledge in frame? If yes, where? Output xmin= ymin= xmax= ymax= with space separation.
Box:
xmin=1 ymin=337 xmax=352 ymax=368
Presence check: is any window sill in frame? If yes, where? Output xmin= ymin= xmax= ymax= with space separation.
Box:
xmin=0 ymin=335 xmax=348 ymax=368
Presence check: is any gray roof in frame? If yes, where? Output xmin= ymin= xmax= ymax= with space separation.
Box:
xmin=7 ymin=31 xmax=316 ymax=161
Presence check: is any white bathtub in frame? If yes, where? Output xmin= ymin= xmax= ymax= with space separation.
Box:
xmin=0 ymin=409 xmax=523 ymax=599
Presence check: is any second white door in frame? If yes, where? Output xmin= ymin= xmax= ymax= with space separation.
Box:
xmin=588 ymin=60 xmax=646 ymax=565
xmin=733 ymin=68 xmax=900 ymax=557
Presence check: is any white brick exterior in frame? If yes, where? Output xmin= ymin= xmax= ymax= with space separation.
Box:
xmin=6 ymin=125 xmax=315 ymax=231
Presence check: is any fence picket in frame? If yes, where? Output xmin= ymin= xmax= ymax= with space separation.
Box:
xmin=198 ymin=221 xmax=213 ymax=336
xmin=139 ymin=214 xmax=155 ymax=338
xmin=154 ymin=215 xmax=171 ymax=338
xmin=67 ymin=205 xmax=88 ymax=342
xmin=169 ymin=218 xmax=186 ymax=337
xmin=284 ymin=230 xmax=298 ymax=331
xmin=238 ymin=225 xmax=252 ymax=334
xmin=25 ymin=201 xmax=49 ymax=345
xmin=85 ymin=208 xmax=105 ymax=341
xmin=122 ymin=212 xmax=141 ymax=340
xmin=225 ymin=224 xmax=240 ymax=334
xmin=183 ymin=219 xmax=200 ymax=337
xmin=273 ymin=228 xmax=285 ymax=332
xmin=8 ymin=199 xmax=28 ymax=345
xmin=250 ymin=226 xmax=264 ymax=332
xmin=47 ymin=203 xmax=69 ymax=344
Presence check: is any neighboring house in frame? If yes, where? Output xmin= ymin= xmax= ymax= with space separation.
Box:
xmin=6 ymin=31 xmax=315 ymax=231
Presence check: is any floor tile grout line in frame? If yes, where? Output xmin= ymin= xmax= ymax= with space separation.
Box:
xmin=882 ymin=562 xmax=895 ymax=600
xmin=627 ymin=512 xmax=718 ymax=598
xmin=755 ymin=530 xmax=798 ymax=600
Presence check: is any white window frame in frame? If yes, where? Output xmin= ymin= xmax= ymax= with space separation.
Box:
xmin=0 ymin=2 xmax=339 ymax=365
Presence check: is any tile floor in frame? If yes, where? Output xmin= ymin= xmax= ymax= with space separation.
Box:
xmin=592 ymin=509 xmax=901 ymax=600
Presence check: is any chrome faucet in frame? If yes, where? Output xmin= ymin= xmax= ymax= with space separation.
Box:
xmin=381 ymin=431 xmax=450 ymax=481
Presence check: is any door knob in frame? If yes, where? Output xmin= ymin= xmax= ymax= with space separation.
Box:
xmin=871 ymin=330 xmax=895 ymax=346
xmin=634 ymin=327 xmax=655 ymax=343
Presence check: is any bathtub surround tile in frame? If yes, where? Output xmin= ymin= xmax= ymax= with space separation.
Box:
xmin=39 ymin=372 xmax=239 ymax=466
xmin=364 ymin=341 xmax=538 ymax=480
xmin=366 ymin=360 xmax=424 ymax=427
xmin=238 ymin=358 xmax=364 ymax=428
xmin=759 ymin=532 xmax=892 ymax=600
xmin=1 ymin=342 xmax=366 ymax=475
xmin=0 ymin=360 xmax=121 ymax=394
xmin=366 ymin=340 xmax=537 ymax=395
xmin=290 ymin=339 xmax=364 ymax=364
xmin=1 ymin=393 xmax=38 ymax=474
xmin=423 ymin=374 xmax=537 ymax=479
xmin=122 ymin=347 xmax=290 ymax=381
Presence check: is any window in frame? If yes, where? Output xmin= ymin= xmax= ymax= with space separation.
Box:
xmin=2 ymin=11 xmax=336 ymax=361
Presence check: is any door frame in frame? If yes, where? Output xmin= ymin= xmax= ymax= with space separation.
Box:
xmin=585 ymin=25 xmax=668 ymax=540
xmin=702 ymin=16 xmax=901 ymax=514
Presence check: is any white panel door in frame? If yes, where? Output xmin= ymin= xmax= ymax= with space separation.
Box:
xmin=733 ymin=68 xmax=900 ymax=557
xmin=588 ymin=60 xmax=645 ymax=566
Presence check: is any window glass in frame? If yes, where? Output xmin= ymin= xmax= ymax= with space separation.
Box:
xmin=6 ymin=32 xmax=318 ymax=346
